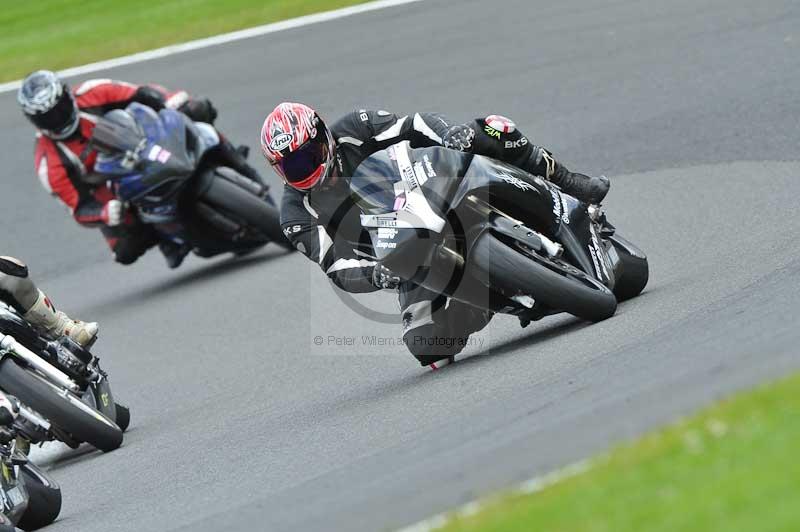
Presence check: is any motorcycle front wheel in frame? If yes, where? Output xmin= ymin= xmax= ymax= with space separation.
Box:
xmin=0 ymin=359 xmax=123 ymax=452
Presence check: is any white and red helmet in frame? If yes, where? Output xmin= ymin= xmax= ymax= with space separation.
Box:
xmin=260 ymin=102 xmax=335 ymax=191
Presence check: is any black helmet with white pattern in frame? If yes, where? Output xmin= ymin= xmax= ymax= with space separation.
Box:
xmin=18 ymin=70 xmax=79 ymax=139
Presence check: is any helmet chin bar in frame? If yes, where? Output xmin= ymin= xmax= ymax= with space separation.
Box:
xmin=47 ymin=114 xmax=80 ymax=140
xmin=39 ymin=98 xmax=80 ymax=140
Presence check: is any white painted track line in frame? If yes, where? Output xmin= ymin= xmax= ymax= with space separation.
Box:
xmin=396 ymin=459 xmax=593 ymax=532
xmin=0 ymin=0 xmax=425 ymax=94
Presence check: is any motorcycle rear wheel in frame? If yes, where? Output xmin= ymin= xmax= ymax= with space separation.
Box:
xmin=201 ymin=174 xmax=293 ymax=249
xmin=472 ymin=233 xmax=617 ymax=322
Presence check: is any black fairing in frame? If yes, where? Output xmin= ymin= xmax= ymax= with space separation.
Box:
xmin=0 ymin=304 xmax=45 ymax=352
xmin=350 ymin=142 xmax=614 ymax=313
xmin=458 ymin=156 xmax=601 ymax=279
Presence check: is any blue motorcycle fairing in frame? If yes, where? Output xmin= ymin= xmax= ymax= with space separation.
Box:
xmin=97 ymin=103 xmax=210 ymax=226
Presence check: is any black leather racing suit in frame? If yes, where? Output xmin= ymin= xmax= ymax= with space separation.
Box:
xmin=280 ymin=110 xmax=593 ymax=365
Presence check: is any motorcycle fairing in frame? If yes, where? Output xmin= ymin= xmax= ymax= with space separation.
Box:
xmin=456 ymin=155 xmax=614 ymax=284
xmin=352 ymin=142 xmax=617 ymax=309
xmin=97 ymin=104 xmax=217 ymax=226
xmin=354 ymin=142 xmax=572 ymax=266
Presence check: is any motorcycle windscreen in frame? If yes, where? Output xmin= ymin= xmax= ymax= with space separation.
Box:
xmin=137 ymin=109 xmax=195 ymax=187
xmin=351 ymin=154 xmax=413 ymax=262
xmin=350 ymin=153 xmax=403 ymax=215
xmin=351 ymin=149 xmax=442 ymax=271
xmin=117 ymin=110 xmax=196 ymax=212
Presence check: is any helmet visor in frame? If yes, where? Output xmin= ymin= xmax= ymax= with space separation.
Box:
xmin=274 ymin=131 xmax=331 ymax=190
xmin=30 ymin=89 xmax=77 ymax=138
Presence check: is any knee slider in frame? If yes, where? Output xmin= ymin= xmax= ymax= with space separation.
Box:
xmin=403 ymin=324 xmax=468 ymax=364
xmin=403 ymin=326 xmax=436 ymax=360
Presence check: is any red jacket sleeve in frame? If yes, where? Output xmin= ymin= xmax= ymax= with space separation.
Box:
xmin=74 ymin=78 xmax=190 ymax=113
xmin=73 ymin=79 xmax=139 ymax=111
xmin=34 ymin=136 xmax=108 ymax=226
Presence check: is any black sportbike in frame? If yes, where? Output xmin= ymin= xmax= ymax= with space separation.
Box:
xmin=352 ymin=142 xmax=648 ymax=326
xmin=0 ymin=303 xmax=128 ymax=453
xmin=92 ymin=102 xmax=291 ymax=262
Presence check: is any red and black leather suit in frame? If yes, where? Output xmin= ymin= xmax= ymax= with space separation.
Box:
xmin=32 ymin=79 xmax=204 ymax=264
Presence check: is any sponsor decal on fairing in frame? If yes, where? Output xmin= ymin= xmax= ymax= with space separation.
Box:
xmin=497 ymin=171 xmax=536 ymax=191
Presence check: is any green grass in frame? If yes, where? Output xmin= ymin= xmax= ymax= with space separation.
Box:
xmin=0 ymin=0 xmax=370 ymax=83
xmin=439 ymin=372 xmax=800 ymax=532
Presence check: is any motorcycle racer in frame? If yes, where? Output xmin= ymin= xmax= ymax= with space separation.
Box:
xmin=0 ymin=256 xmax=97 ymax=346
xmin=17 ymin=70 xmax=224 ymax=267
xmin=261 ymin=103 xmax=609 ymax=367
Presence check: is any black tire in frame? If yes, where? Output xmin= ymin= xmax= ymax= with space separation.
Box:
xmin=17 ymin=463 xmax=61 ymax=531
xmin=0 ymin=360 xmax=122 ymax=452
xmin=202 ymin=175 xmax=293 ymax=250
xmin=115 ymin=403 xmax=131 ymax=432
xmin=472 ymin=234 xmax=617 ymax=322
xmin=611 ymin=244 xmax=649 ymax=302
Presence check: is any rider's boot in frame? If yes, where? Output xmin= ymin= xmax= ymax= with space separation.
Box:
xmin=550 ymin=168 xmax=610 ymax=204
xmin=159 ymin=241 xmax=191 ymax=269
xmin=23 ymin=290 xmax=98 ymax=347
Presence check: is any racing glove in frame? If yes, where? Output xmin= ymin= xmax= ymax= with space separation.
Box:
xmin=442 ymin=124 xmax=476 ymax=151
xmin=133 ymin=86 xmax=167 ymax=111
xmin=101 ymin=199 xmax=124 ymax=227
xmin=179 ymin=98 xmax=218 ymax=124
xmin=372 ymin=264 xmax=401 ymax=290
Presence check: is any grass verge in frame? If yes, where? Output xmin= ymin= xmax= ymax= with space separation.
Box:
xmin=438 ymin=372 xmax=800 ymax=532
xmin=0 ymin=0 xmax=370 ymax=83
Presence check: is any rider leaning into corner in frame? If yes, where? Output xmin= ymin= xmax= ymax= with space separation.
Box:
xmin=261 ymin=103 xmax=610 ymax=368
xmin=0 ymin=256 xmax=97 ymax=347
xmin=17 ymin=70 xmax=261 ymax=268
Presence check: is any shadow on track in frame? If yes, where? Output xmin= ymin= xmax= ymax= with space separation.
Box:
xmin=454 ymin=318 xmax=591 ymax=368
xmin=31 ymin=442 xmax=106 ymax=470
xmin=297 ymin=318 xmax=593 ymax=421
xmin=81 ymin=249 xmax=291 ymax=317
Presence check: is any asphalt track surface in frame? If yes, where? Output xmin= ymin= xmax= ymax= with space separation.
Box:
xmin=1 ymin=0 xmax=799 ymax=530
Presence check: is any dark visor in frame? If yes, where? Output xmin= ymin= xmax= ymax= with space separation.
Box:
xmin=30 ymin=89 xmax=77 ymax=135
xmin=276 ymin=130 xmax=330 ymax=189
